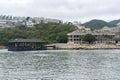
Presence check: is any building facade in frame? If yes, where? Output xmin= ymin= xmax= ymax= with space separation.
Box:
xmin=0 ymin=15 xmax=63 ymax=29
xmin=8 ymin=39 xmax=46 ymax=51
xmin=67 ymin=29 xmax=116 ymax=44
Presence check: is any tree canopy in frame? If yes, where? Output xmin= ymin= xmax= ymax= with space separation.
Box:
xmin=115 ymin=37 xmax=120 ymax=43
xmin=0 ymin=23 xmax=76 ymax=46
xmin=82 ymin=34 xmax=96 ymax=44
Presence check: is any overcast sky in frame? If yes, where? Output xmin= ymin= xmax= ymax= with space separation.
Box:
xmin=0 ymin=0 xmax=120 ymax=23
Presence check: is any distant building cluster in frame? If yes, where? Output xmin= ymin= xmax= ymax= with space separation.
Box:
xmin=67 ymin=26 xmax=120 ymax=44
xmin=0 ymin=15 xmax=62 ymax=29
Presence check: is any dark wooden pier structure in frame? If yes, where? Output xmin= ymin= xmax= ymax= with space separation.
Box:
xmin=8 ymin=39 xmax=46 ymax=51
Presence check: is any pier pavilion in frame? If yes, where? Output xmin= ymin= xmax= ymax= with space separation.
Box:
xmin=8 ymin=39 xmax=46 ymax=51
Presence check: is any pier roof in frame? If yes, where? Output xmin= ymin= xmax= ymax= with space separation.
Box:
xmin=9 ymin=39 xmax=45 ymax=43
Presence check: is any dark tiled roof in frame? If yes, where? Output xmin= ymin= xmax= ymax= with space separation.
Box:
xmin=9 ymin=39 xmax=45 ymax=43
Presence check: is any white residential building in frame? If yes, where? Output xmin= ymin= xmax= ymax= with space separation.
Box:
xmin=44 ymin=18 xmax=62 ymax=23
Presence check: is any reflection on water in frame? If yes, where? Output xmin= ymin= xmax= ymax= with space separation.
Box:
xmin=0 ymin=49 xmax=120 ymax=80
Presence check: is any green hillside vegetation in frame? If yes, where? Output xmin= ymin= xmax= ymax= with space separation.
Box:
xmin=82 ymin=19 xmax=117 ymax=29
xmin=0 ymin=23 xmax=76 ymax=46
xmin=109 ymin=19 xmax=120 ymax=26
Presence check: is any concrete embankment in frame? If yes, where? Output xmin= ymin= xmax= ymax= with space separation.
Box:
xmin=51 ymin=43 xmax=120 ymax=50
xmin=0 ymin=46 xmax=7 ymax=49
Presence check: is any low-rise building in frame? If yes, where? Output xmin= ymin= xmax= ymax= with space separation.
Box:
xmin=0 ymin=20 xmax=13 ymax=29
xmin=67 ymin=29 xmax=116 ymax=44
xmin=0 ymin=15 xmax=63 ymax=28
xmin=44 ymin=18 xmax=62 ymax=24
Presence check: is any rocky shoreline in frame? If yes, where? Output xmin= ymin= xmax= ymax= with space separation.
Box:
xmin=0 ymin=46 xmax=7 ymax=49
xmin=54 ymin=43 xmax=120 ymax=50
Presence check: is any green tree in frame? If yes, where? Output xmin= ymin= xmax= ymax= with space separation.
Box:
xmin=115 ymin=37 xmax=120 ymax=43
xmin=83 ymin=34 xmax=96 ymax=44
xmin=0 ymin=23 xmax=76 ymax=46
xmin=103 ymin=35 xmax=112 ymax=39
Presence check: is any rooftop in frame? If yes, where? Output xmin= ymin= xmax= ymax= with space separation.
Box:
xmin=67 ymin=29 xmax=115 ymax=36
xmin=9 ymin=39 xmax=45 ymax=43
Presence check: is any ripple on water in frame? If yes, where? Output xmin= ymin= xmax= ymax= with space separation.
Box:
xmin=0 ymin=49 xmax=120 ymax=80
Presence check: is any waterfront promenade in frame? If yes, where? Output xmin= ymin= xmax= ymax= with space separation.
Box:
xmin=53 ymin=43 xmax=120 ymax=49
xmin=0 ymin=46 xmax=6 ymax=49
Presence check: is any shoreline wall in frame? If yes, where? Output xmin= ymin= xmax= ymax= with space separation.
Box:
xmin=53 ymin=43 xmax=120 ymax=50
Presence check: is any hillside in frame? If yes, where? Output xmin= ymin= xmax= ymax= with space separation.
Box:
xmin=109 ymin=19 xmax=120 ymax=26
xmin=82 ymin=19 xmax=119 ymax=29
xmin=0 ymin=23 xmax=76 ymax=45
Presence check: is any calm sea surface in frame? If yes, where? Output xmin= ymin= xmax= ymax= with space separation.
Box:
xmin=0 ymin=49 xmax=120 ymax=80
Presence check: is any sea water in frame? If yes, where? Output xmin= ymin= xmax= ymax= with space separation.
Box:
xmin=0 ymin=49 xmax=120 ymax=80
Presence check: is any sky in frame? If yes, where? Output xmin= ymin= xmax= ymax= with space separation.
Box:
xmin=0 ymin=0 xmax=120 ymax=23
